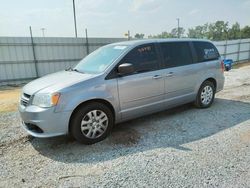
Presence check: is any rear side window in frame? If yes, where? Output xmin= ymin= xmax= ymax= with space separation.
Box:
xmin=193 ymin=42 xmax=220 ymax=62
xmin=122 ymin=44 xmax=159 ymax=73
xmin=160 ymin=42 xmax=193 ymax=68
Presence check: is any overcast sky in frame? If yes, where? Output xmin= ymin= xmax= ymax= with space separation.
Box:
xmin=0 ymin=0 xmax=250 ymax=38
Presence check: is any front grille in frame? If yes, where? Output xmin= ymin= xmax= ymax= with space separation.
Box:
xmin=21 ymin=93 xmax=31 ymax=107
xmin=23 ymin=93 xmax=31 ymax=99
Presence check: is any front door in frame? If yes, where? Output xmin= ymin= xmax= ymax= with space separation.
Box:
xmin=117 ymin=44 xmax=165 ymax=119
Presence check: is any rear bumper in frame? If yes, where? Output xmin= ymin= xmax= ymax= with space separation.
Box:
xmin=216 ymin=76 xmax=225 ymax=92
xmin=18 ymin=104 xmax=72 ymax=138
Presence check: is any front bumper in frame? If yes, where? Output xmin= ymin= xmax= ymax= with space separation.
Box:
xmin=18 ymin=104 xmax=72 ymax=138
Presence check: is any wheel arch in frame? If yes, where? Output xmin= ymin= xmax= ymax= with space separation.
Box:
xmin=68 ymin=99 xmax=115 ymax=134
xmin=197 ymin=77 xmax=217 ymax=91
xmin=205 ymin=77 xmax=217 ymax=90
xmin=194 ymin=77 xmax=217 ymax=108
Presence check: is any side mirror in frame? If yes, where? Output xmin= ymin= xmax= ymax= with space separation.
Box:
xmin=118 ymin=63 xmax=134 ymax=75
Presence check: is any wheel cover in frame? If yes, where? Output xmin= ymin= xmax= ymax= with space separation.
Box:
xmin=80 ymin=110 xmax=108 ymax=139
xmin=201 ymin=85 xmax=213 ymax=105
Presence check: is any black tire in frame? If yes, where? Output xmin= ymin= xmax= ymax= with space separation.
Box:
xmin=70 ymin=102 xmax=114 ymax=144
xmin=195 ymin=81 xmax=215 ymax=108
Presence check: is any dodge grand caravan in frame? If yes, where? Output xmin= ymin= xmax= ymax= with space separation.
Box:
xmin=19 ymin=39 xmax=225 ymax=144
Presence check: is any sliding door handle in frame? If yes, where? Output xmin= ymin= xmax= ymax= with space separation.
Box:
xmin=166 ymin=72 xmax=174 ymax=77
xmin=152 ymin=75 xmax=163 ymax=79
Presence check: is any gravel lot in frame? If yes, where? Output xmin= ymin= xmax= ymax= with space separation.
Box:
xmin=0 ymin=64 xmax=250 ymax=188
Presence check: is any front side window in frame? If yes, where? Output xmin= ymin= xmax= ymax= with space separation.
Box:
xmin=122 ymin=44 xmax=159 ymax=73
xmin=74 ymin=45 xmax=128 ymax=74
xmin=193 ymin=41 xmax=220 ymax=62
xmin=160 ymin=42 xmax=193 ymax=68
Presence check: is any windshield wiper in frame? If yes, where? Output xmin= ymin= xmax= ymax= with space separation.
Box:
xmin=73 ymin=68 xmax=84 ymax=73
xmin=65 ymin=67 xmax=84 ymax=73
xmin=65 ymin=67 xmax=73 ymax=71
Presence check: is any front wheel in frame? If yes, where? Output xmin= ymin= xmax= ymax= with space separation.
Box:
xmin=195 ymin=81 xmax=215 ymax=108
xmin=70 ymin=102 xmax=114 ymax=144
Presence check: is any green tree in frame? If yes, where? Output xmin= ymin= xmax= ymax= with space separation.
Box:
xmin=241 ymin=26 xmax=250 ymax=39
xmin=170 ymin=27 xmax=185 ymax=38
xmin=228 ymin=22 xmax=241 ymax=39
xmin=208 ymin=21 xmax=229 ymax=40
xmin=148 ymin=31 xmax=173 ymax=38
xmin=188 ymin=25 xmax=208 ymax=39
xmin=148 ymin=27 xmax=185 ymax=38
xmin=134 ymin=33 xmax=145 ymax=39
xmin=188 ymin=21 xmax=229 ymax=40
xmin=150 ymin=21 xmax=250 ymax=40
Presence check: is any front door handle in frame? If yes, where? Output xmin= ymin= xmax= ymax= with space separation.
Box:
xmin=166 ymin=72 xmax=174 ymax=77
xmin=152 ymin=75 xmax=163 ymax=79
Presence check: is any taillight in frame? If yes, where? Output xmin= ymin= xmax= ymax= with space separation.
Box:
xmin=220 ymin=60 xmax=224 ymax=73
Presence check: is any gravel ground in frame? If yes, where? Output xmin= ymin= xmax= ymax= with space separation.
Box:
xmin=0 ymin=65 xmax=250 ymax=188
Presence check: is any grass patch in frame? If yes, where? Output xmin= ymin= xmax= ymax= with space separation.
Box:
xmin=0 ymin=87 xmax=21 ymax=113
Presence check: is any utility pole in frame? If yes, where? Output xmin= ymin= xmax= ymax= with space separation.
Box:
xmin=72 ymin=0 xmax=78 ymax=38
xmin=85 ymin=28 xmax=89 ymax=55
xmin=29 ymin=26 xmax=39 ymax=77
xmin=125 ymin=30 xmax=131 ymax=40
xmin=177 ymin=18 xmax=180 ymax=38
xmin=41 ymin=28 xmax=46 ymax=37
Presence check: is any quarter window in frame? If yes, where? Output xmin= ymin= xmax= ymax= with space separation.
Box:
xmin=160 ymin=42 xmax=193 ymax=68
xmin=193 ymin=42 xmax=220 ymax=62
xmin=121 ymin=44 xmax=159 ymax=73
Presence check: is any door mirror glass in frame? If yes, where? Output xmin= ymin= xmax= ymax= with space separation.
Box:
xmin=118 ymin=63 xmax=134 ymax=75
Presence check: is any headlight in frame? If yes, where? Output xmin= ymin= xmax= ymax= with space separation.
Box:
xmin=32 ymin=93 xmax=60 ymax=108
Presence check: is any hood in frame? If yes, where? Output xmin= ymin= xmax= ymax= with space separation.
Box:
xmin=23 ymin=71 xmax=95 ymax=95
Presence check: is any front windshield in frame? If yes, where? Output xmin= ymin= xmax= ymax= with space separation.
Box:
xmin=74 ymin=45 xmax=128 ymax=74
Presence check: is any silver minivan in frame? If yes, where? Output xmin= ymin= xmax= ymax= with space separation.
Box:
xmin=19 ymin=39 xmax=225 ymax=144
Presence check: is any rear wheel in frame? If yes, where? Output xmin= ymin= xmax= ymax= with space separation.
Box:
xmin=195 ymin=81 xmax=215 ymax=108
xmin=70 ymin=102 xmax=114 ymax=144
